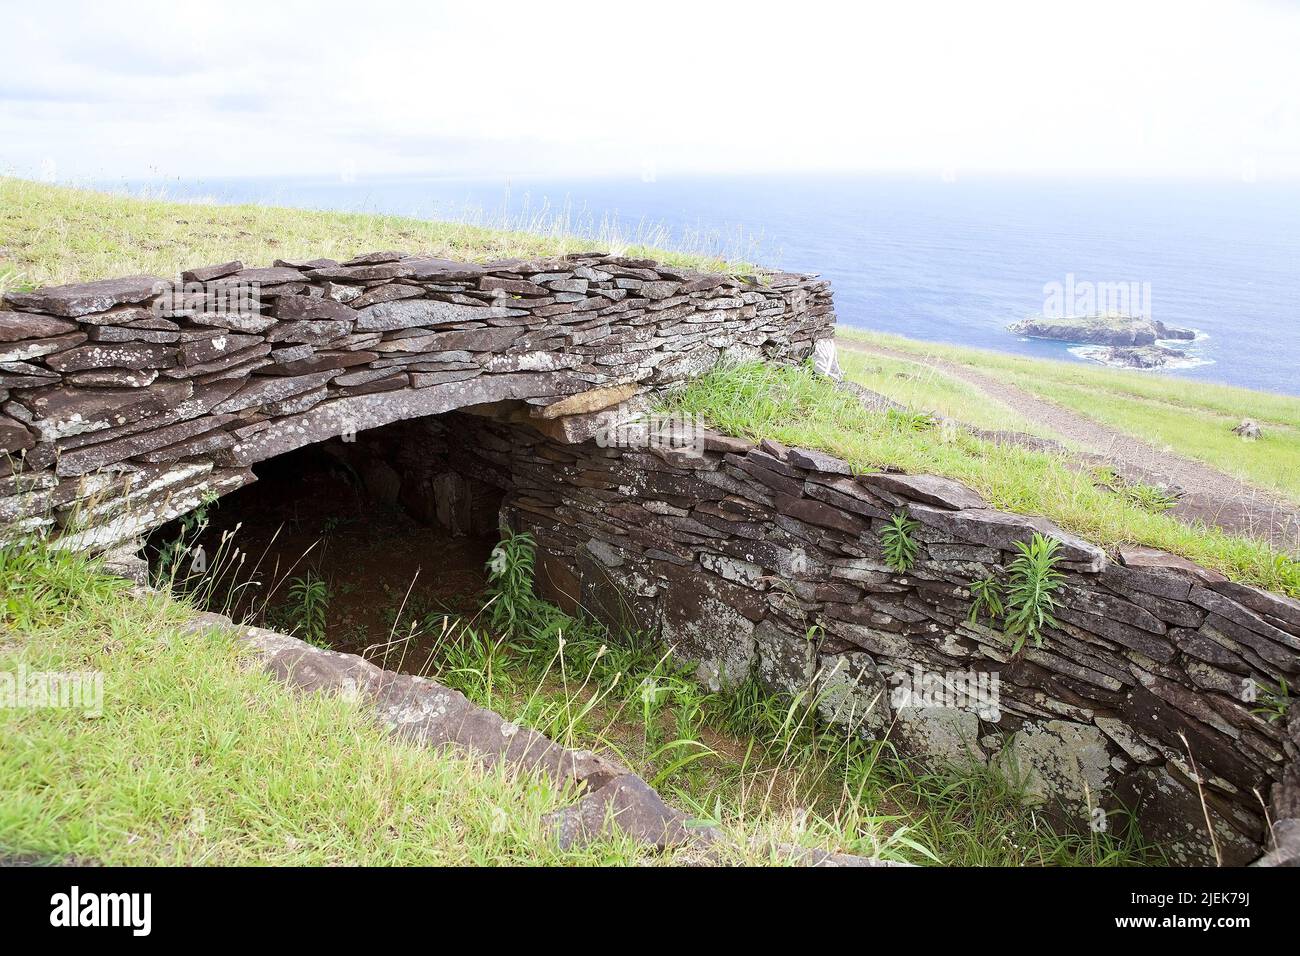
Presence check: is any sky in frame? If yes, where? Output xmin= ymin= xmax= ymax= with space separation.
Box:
xmin=1 ymin=0 xmax=1299 ymax=183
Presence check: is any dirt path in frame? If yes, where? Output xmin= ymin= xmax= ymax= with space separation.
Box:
xmin=838 ymin=338 xmax=1300 ymax=551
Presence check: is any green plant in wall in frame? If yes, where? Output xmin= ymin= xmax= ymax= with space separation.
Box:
xmin=967 ymin=574 xmax=1005 ymax=625
xmin=1003 ymin=533 xmax=1064 ymax=654
xmin=881 ymin=511 xmax=920 ymax=573
xmin=286 ymin=573 xmax=332 ymax=648
xmin=485 ymin=530 xmax=538 ymax=639
xmin=1252 ymin=677 xmax=1292 ymax=724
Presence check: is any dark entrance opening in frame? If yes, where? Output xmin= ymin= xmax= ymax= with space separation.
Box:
xmin=146 ymin=413 xmax=509 ymax=670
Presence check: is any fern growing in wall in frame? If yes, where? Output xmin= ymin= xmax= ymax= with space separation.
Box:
xmin=1252 ymin=677 xmax=1292 ymax=724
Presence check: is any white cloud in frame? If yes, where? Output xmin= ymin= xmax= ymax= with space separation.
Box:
xmin=1 ymin=0 xmax=1298 ymax=181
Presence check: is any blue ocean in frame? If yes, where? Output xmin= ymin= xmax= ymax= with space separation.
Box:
xmin=98 ymin=174 xmax=1300 ymax=395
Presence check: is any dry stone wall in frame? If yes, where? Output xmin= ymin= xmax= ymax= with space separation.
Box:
xmin=392 ymin=413 xmax=1300 ymax=866
xmin=0 ymin=252 xmax=832 ymax=550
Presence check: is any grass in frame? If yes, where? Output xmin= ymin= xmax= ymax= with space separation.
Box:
xmin=840 ymin=328 xmax=1300 ymax=505
xmin=666 ymin=360 xmax=1300 ymax=597
xmin=0 ymin=539 xmax=670 ymax=866
xmin=0 ymin=177 xmax=752 ymax=295
xmin=839 ymin=350 xmax=1060 ymax=439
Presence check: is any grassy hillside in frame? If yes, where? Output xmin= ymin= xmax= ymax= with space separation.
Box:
xmin=839 ymin=329 xmax=1300 ymax=505
xmin=0 ymin=178 xmax=744 ymax=294
xmin=838 ymin=349 xmax=1063 ymax=440
xmin=671 ymin=362 xmax=1300 ymax=596
xmin=0 ymin=542 xmax=663 ymax=865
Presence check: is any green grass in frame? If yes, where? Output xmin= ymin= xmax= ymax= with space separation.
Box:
xmin=0 ymin=177 xmax=751 ymax=294
xmin=840 ymin=329 xmax=1300 ymax=504
xmin=0 ymin=540 xmax=671 ymax=866
xmin=667 ymin=361 xmax=1300 ymax=597
xmin=839 ymin=350 xmax=1061 ymax=439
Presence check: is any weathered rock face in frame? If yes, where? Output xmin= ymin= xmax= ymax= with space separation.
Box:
xmin=0 ymin=253 xmax=833 ymax=548
xmin=370 ymin=412 xmax=1298 ymax=866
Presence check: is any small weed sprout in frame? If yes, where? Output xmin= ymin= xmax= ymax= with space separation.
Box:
xmin=1004 ymin=533 xmax=1064 ymax=654
xmin=485 ymin=530 xmax=537 ymax=638
xmin=968 ymin=574 xmax=1005 ymax=625
xmin=286 ymin=573 xmax=331 ymax=648
xmin=152 ymin=493 xmax=218 ymax=588
xmin=1091 ymin=467 xmax=1180 ymax=514
xmin=1268 ymin=554 xmax=1300 ymax=597
xmin=671 ymin=679 xmax=708 ymax=744
xmin=1253 ymin=678 xmax=1292 ymax=724
xmin=1119 ymin=484 xmax=1180 ymax=514
xmin=639 ymin=676 xmax=669 ymax=745
xmin=881 ymin=511 xmax=920 ymax=574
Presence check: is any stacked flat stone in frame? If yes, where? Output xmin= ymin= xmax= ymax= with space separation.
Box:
xmin=363 ymin=413 xmax=1300 ymax=867
xmin=0 ymin=252 xmax=833 ymax=549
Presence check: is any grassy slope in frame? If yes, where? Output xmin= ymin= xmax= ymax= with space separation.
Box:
xmin=0 ymin=543 xmax=670 ymax=866
xmin=838 ymin=350 xmax=1061 ymax=439
xmin=670 ymin=362 xmax=1300 ymax=596
xmin=840 ymin=329 xmax=1300 ymax=505
xmin=0 ymin=178 xmax=744 ymax=293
